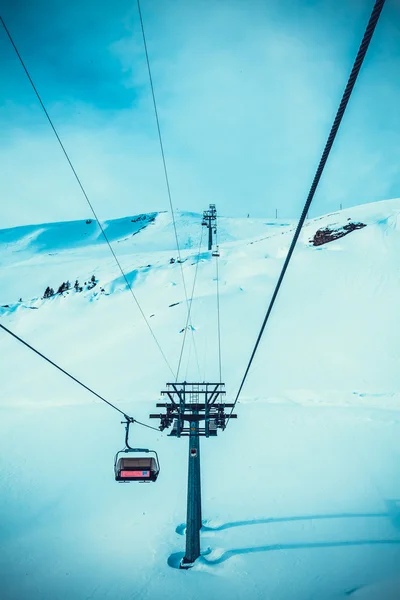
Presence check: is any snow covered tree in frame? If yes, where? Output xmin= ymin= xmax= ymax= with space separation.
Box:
xmin=43 ymin=287 xmax=54 ymax=298
xmin=87 ymin=274 xmax=97 ymax=290
xmin=56 ymin=281 xmax=70 ymax=294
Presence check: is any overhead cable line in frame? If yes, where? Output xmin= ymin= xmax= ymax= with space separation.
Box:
xmin=0 ymin=323 xmax=160 ymax=431
xmin=136 ymin=0 xmax=198 ymax=360
xmin=136 ymin=0 xmax=184 ymax=265
xmin=226 ymin=0 xmax=386 ymax=425
xmin=176 ymin=228 xmax=204 ymax=381
xmin=0 ymin=15 xmax=174 ymax=378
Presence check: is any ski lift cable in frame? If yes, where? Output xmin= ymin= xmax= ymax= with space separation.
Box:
xmin=176 ymin=227 xmax=204 ymax=381
xmin=0 ymin=16 xmax=175 ymax=379
xmin=0 ymin=323 xmax=160 ymax=432
xmin=136 ymin=0 xmax=196 ymax=345
xmin=215 ymin=230 xmax=222 ymax=383
xmin=184 ymin=333 xmax=193 ymax=381
xmin=176 ymin=228 xmax=204 ymax=380
xmin=226 ymin=0 xmax=386 ymax=426
xmin=184 ymin=228 xmax=203 ymax=381
xmin=187 ymin=233 xmax=203 ymax=381
xmin=189 ymin=307 xmax=201 ymax=381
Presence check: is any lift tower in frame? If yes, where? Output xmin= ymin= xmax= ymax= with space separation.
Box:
xmin=150 ymin=382 xmax=237 ymax=568
xmin=202 ymin=204 xmax=217 ymax=251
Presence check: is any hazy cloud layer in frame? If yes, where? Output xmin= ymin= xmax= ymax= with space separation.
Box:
xmin=0 ymin=0 xmax=399 ymax=227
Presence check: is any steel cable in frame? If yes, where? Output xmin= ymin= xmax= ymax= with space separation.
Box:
xmin=226 ymin=0 xmax=386 ymax=425
xmin=0 ymin=15 xmax=175 ymax=378
xmin=0 ymin=323 xmax=160 ymax=431
xmin=176 ymin=228 xmax=204 ymax=380
xmin=136 ymin=1 xmax=203 ymax=379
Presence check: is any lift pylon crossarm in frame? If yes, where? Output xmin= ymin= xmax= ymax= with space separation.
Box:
xmin=163 ymin=392 xmax=179 ymax=407
xmin=156 ymin=402 xmax=235 ymax=408
xmin=151 ymin=382 xmax=234 ymax=436
xmin=160 ymin=390 xmax=226 ymax=398
xmin=161 ymin=387 xmax=226 ymax=394
xmin=207 ymin=390 xmax=226 ymax=405
xmin=161 ymin=388 xmax=226 ymax=392
xmin=164 ymin=382 xmax=224 ymax=387
xmin=169 ymin=383 xmax=185 ymax=398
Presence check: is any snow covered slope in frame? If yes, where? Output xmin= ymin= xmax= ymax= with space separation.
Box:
xmin=1 ymin=200 xmax=400 ymax=599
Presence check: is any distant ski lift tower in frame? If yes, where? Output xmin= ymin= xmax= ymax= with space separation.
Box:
xmin=202 ymin=204 xmax=217 ymax=251
xmin=150 ymin=382 xmax=237 ymax=568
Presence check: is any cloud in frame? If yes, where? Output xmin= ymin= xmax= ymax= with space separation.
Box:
xmin=0 ymin=110 xmax=171 ymax=227
xmin=0 ymin=0 xmax=400 ymax=228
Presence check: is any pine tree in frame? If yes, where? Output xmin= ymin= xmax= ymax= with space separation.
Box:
xmin=43 ymin=287 xmax=54 ymax=299
xmin=88 ymin=274 xmax=97 ymax=290
xmin=57 ymin=282 xmax=67 ymax=294
xmin=74 ymin=279 xmax=80 ymax=292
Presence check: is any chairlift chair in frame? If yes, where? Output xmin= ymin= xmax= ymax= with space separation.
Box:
xmin=114 ymin=449 xmax=160 ymax=482
xmin=212 ymin=245 xmax=220 ymax=257
xmin=114 ymin=419 xmax=160 ymax=483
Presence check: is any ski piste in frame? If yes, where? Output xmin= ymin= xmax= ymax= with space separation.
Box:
xmin=1 ymin=201 xmax=400 ymax=598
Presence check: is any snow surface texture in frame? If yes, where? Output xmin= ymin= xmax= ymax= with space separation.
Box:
xmin=1 ymin=200 xmax=400 ymax=599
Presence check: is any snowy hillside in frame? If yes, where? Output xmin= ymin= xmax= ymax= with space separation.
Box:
xmin=1 ymin=200 xmax=400 ymax=599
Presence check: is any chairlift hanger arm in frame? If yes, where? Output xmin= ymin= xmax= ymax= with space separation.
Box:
xmin=123 ymin=417 xmax=150 ymax=449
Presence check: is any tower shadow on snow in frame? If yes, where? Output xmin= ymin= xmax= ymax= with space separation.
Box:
xmin=175 ymin=506 xmax=399 ymax=536
xmin=170 ymin=503 xmax=400 ymax=569
xmin=168 ymin=539 xmax=400 ymax=570
xmin=199 ymin=538 xmax=400 ymax=566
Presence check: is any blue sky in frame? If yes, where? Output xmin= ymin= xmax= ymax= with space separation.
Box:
xmin=0 ymin=0 xmax=399 ymax=228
